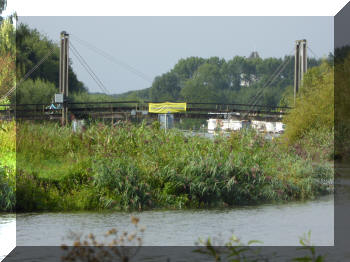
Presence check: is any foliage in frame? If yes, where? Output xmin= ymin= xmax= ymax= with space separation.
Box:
xmin=181 ymin=63 xmax=225 ymax=103
xmin=195 ymin=233 xmax=265 ymax=262
xmin=334 ymin=48 xmax=350 ymax=161
xmin=197 ymin=230 xmax=326 ymax=262
xmin=116 ymin=55 xmax=322 ymax=107
xmin=0 ymin=17 xmax=15 ymax=98
xmin=0 ymin=0 xmax=6 ymax=16
xmin=13 ymin=121 xmax=333 ymax=212
xmin=0 ymin=120 xmax=15 ymax=212
xmin=282 ymin=61 xmax=334 ymax=155
xmin=61 ymin=216 xmax=144 ymax=262
xmin=0 ymin=164 xmax=15 ymax=211
xmin=149 ymin=71 xmax=181 ymax=101
xmin=70 ymin=92 xmax=118 ymax=105
xmin=15 ymin=78 xmax=57 ymax=105
xmin=16 ymin=23 xmax=87 ymax=94
xmin=0 ymin=17 xmax=15 ymax=55
xmin=61 ymin=217 xmax=328 ymax=262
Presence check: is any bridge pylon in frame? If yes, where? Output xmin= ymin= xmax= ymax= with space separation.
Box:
xmin=59 ymin=31 xmax=69 ymax=125
xmin=294 ymin=39 xmax=307 ymax=106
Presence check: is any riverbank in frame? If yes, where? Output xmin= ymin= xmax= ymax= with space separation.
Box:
xmin=2 ymin=120 xmax=334 ymax=212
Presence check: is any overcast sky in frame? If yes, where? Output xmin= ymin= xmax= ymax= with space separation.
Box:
xmin=19 ymin=16 xmax=334 ymax=95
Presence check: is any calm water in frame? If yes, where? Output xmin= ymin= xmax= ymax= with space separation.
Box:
xmin=15 ymin=195 xmax=334 ymax=247
xmin=1 ymin=194 xmax=334 ymax=261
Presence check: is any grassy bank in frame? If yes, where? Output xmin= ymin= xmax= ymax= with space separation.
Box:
xmin=8 ymin=120 xmax=333 ymax=212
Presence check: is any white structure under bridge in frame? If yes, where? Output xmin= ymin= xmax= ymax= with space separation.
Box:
xmin=207 ymin=119 xmax=285 ymax=134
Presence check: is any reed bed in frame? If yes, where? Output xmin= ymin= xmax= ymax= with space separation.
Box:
xmin=8 ymin=120 xmax=334 ymax=211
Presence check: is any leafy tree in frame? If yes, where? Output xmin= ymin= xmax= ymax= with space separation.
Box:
xmin=16 ymin=23 xmax=87 ymax=94
xmin=0 ymin=17 xmax=14 ymax=55
xmin=149 ymin=72 xmax=181 ymax=101
xmin=115 ymin=54 xmax=322 ymax=107
xmin=0 ymin=53 xmax=14 ymax=97
xmin=0 ymin=17 xmax=15 ymax=98
xmin=181 ymin=63 xmax=225 ymax=103
xmin=283 ymin=61 xmax=334 ymax=145
xmin=15 ymin=78 xmax=57 ymax=105
xmin=172 ymin=57 xmax=206 ymax=80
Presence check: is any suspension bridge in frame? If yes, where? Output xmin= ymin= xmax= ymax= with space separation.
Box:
xmin=0 ymin=32 xmax=311 ymax=123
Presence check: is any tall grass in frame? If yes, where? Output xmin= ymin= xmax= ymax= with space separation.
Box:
xmin=14 ymin=120 xmax=333 ymax=212
xmin=0 ymin=120 xmax=16 ymax=211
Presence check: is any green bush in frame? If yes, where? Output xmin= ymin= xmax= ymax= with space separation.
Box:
xmin=282 ymin=61 xmax=334 ymax=161
xmin=0 ymin=165 xmax=15 ymax=211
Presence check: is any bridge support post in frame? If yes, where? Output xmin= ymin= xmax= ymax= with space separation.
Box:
xmin=59 ymin=31 xmax=69 ymax=125
xmin=294 ymin=39 xmax=307 ymax=106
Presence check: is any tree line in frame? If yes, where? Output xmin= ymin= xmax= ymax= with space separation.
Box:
xmin=116 ymin=55 xmax=327 ymax=107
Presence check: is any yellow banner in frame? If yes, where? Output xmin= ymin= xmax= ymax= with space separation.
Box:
xmin=149 ymin=102 xmax=187 ymax=113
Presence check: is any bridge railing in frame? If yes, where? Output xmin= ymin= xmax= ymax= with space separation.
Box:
xmin=0 ymin=101 xmax=292 ymax=121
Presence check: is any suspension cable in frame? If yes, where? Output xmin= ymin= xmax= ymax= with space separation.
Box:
xmin=242 ymin=50 xmax=294 ymax=117
xmin=307 ymin=46 xmax=318 ymax=58
xmin=1 ymin=47 xmax=57 ymax=101
xmin=70 ymin=43 xmax=110 ymax=94
xmin=70 ymin=34 xmax=152 ymax=84
xmin=250 ymin=55 xmax=292 ymax=107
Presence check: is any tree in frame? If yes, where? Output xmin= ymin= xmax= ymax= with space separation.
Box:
xmin=0 ymin=17 xmax=15 ymax=98
xmin=172 ymin=57 xmax=206 ymax=80
xmin=283 ymin=61 xmax=334 ymax=144
xmin=114 ymin=54 xmax=323 ymax=106
xmin=181 ymin=63 xmax=225 ymax=103
xmin=16 ymin=23 xmax=87 ymax=94
xmin=0 ymin=53 xmax=14 ymax=97
xmin=149 ymin=72 xmax=181 ymax=101
xmin=0 ymin=0 xmax=6 ymax=16
xmin=14 ymin=78 xmax=57 ymax=105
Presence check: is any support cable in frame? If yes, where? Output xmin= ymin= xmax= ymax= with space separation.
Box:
xmin=243 ymin=50 xmax=294 ymax=117
xmin=1 ymin=47 xmax=56 ymax=100
xmin=70 ymin=43 xmax=110 ymax=94
xmin=250 ymin=55 xmax=292 ymax=107
xmin=248 ymin=49 xmax=294 ymax=105
xmin=70 ymin=34 xmax=152 ymax=84
xmin=307 ymin=46 xmax=318 ymax=58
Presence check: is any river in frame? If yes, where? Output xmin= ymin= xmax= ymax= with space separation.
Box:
xmin=1 ymin=193 xmax=334 ymax=261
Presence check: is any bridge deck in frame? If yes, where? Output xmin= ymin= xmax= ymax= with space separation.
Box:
xmin=0 ymin=101 xmax=289 ymax=121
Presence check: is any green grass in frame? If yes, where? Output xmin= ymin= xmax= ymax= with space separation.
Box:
xmin=7 ymin=120 xmax=335 ymax=212
xmin=0 ymin=120 xmax=16 ymax=212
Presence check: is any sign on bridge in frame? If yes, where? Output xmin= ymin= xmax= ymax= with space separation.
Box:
xmin=148 ymin=102 xmax=186 ymax=113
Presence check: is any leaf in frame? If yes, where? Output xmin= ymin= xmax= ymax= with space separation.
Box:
xmin=247 ymin=240 xmax=263 ymax=245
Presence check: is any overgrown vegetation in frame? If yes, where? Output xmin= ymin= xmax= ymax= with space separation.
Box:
xmin=0 ymin=16 xmax=15 ymax=98
xmin=0 ymin=120 xmax=15 ymax=211
xmin=282 ymin=61 xmax=334 ymax=162
xmin=334 ymin=48 xmax=350 ymax=162
xmin=12 ymin=120 xmax=333 ymax=212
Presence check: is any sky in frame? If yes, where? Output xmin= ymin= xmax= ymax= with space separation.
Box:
xmin=3 ymin=1 xmax=345 ymax=95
